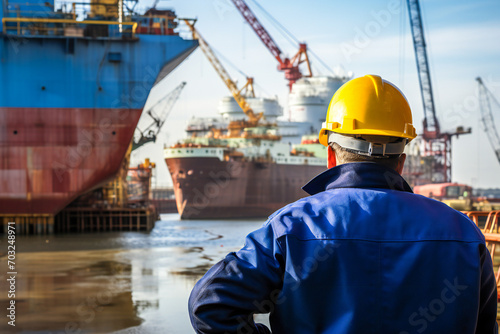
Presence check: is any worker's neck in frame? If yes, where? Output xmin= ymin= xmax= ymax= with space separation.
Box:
xmin=327 ymin=147 xmax=405 ymax=175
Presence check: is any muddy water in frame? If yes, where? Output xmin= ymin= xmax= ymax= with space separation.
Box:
xmin=0 ymin=214 xmax=267 ymax=333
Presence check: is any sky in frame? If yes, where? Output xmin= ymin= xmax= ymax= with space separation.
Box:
xmin=129 ymin=0 xmax=500 ymax=189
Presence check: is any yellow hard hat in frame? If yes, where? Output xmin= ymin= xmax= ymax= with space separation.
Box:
xmin=318 ymin=74 xmax=417 ymax=147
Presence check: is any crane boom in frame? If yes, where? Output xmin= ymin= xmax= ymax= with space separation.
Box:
xmin=230 ymin=0 xmax=312 ymax=91
xmin=406 ymin=0 xmax=439 ymax=138
xmin=477 ymin=77 xmax=500 ymax=164
xmin=145 ymin=81 xmax=187 ymax=133
xmin=184 ymin=19 xmax=262 ymax=125
xmin=132 ymin=81 xmax=186 ymax=151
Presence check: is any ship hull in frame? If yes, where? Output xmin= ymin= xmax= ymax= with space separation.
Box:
xmin=0 ymin=107 xmax=141 ymax=214
xmin=166 ymin=157 xmax=326 ymax=219
xmin=1 ymin=21 xmax=198 ymax=215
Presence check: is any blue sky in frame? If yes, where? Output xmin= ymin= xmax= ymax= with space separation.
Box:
xmin=131 ymin=0 xmax=500 ymax=189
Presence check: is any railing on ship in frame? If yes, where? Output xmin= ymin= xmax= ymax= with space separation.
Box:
xmin=1 ymin=0 xmax=181 ymax=38
xmin=2 ymin=17 xmax=137 ymax=38
xmin=463 ymin=210 xmax=500 ymax=300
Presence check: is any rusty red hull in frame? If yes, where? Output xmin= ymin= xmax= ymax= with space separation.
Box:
xmin=165 ymin=157 xmax=326 ymax=219
xmin=0 ymin=107 xmax=142 ymax=214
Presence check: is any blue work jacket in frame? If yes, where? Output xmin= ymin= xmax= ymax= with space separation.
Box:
xmin=189 ymin=162 xmax=498 ymax=333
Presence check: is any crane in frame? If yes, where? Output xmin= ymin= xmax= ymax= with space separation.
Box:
xmin=477 ymin=77 xmax=500 ymax=165
xmin=183 ymin=19 xmax=263 ymax=134
xmin=406 ymin=0 xmax=471 ymax=183
xmin=132 ymin=81 xmax=186 ymax=151
xmin=230 ymin=0 xmax=312 ymax=91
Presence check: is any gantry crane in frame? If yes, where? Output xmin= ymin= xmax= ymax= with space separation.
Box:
xmin=183 ymin=19 xmax=263 ymax=135
xmin=407 ymin=0 xmax=471 ymax=183
xmin=230 ymin=0 xmax=312 ymax=91
xmin=132 ymin=81 xmax=186 ymax=150
xmin=477 ymin=77 xmax=500 ymax=165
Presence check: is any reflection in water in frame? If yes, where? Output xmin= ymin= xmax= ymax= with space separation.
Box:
xmin=0 ymin=214 xmax=265 ymax=333
xmin=204 ymin=230 xmax=224 ymax=241
xmin=170 ymin=264 xmax=214 ymax=277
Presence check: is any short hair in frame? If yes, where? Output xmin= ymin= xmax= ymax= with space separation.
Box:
xmin=329 ymin=141 xmax=402 ymax=171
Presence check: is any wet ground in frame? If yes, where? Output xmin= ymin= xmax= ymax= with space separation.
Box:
xmin=0 ymin=214 xmax=267 ymax=333
xmin=1 ymin=214 xmax=500 ymax=333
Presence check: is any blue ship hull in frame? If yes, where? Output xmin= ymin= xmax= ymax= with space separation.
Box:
xmin=0 ymin=34 xmax=197 ymax=109
xmin=0 ymin=0 xmax=198 ymax=214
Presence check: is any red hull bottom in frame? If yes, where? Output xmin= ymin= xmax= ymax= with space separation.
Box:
xmin=0 ymin=107 xmax=142 ymax=214
xmin=166 ymin=157 xmax=326 ymax=219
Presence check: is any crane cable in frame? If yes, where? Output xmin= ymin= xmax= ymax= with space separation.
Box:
xmin=246 ymin=0 xmax=337 ymax=76
xmin=478 ymin=78 xmax=500 ymax=165
xmin=483 ymin=83 xmax=500 ymax=109
xmin=212 ymin=45 xmax=272 ymax=97
xmin=212 ymin=46 xmax=248 ymax=79
xmin=247 ymin=0 xmax=299 ymax=46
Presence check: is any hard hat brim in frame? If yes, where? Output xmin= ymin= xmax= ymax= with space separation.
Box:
xmin=319 ymin=128 xmax=416 ymax=147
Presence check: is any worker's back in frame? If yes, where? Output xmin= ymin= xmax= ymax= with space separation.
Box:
xmin=268 ymin=170 xmax=493 ymax=333
xmin=189 ymin=163 xmax=497 ymax=333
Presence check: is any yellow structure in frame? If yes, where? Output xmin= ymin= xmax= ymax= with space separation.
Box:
xmin=183 ymin=19 xmax=263 ymax=128
xmin=102 ymin=144 xmax=132 ymax=207
xmin=90 ymin=0 xmax=119 ymax=18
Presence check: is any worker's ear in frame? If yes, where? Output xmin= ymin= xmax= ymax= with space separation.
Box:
xmin=395 ymin=153 xmax=406 ymax=175
xmin=327 ymin=145 xmax=336 ymax=169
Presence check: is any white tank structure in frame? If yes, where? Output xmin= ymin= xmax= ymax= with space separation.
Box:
xmin=275 ymin=119 xmax=311 ymax=144
xmin=288 ymin=76 xmax=348 ymax=134
xmin=218 ymin=96 xmax=283 ymax=123
xmin=217 ymin=95 xmax=311 ymax=144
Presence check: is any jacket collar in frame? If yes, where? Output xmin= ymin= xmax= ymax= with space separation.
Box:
xmin=302 ymin=162 xmax=413 ymax=196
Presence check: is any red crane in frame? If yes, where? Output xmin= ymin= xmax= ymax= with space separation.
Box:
xmin=230 ymin=0 xmax=312 ymax=91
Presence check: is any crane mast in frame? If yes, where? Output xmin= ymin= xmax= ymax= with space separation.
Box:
xmin=406 ymin=0 xmax=470 ymax=183
xmin=230 ymin=0 xmax=312 ymax=91
xmin=477 ymin=77 xmax=500 ymax=164
xmin=184 ymin=19 xmax=262 ymax=130
xmin=407 ymin=0 xmax=439 ymax=138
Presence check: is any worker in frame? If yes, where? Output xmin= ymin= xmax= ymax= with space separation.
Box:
xmin=188 ymin=75 xmax=498 ymax=333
